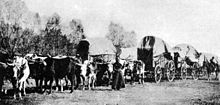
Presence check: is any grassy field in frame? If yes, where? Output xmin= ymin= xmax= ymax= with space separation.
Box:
xmin=0 ymin=78 xmax=220 ymax=105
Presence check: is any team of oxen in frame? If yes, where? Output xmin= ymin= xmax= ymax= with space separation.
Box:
xmin=0 ymin=53 xmax=146 ymax=100
xmin=0 ymin=51 xmax=219 ymax=100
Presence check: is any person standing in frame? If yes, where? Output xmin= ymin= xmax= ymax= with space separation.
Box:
xmin=210 ymin=57 xmax=215 ymax=66
xmin=112 ymin=56 xmax=125 ymax=90
xmin=76 ymin=35 xmax=89 ymax=63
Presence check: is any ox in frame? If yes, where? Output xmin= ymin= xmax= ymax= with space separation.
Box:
xmin=8 ymin=55 xmax=30 ymax=100
xmin=0 ymin=51 xmax=10 ymax=97
xmin=87 ymin=62 xmax=97 ymax=90
xmin=28 ymin=57 xmax=47 ymax=92
xmin=44 ymin=56 xmax=77 ymax=93
xmin=77 ymin=60 xmax=97 ymax=90
xmin=77 ymin=61 xmax=113 ymax=89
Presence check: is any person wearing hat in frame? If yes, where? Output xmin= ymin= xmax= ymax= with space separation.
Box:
xmin=112 ymin=56 xmax=125 ymax=90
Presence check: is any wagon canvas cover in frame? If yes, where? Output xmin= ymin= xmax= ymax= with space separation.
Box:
xmin=138 ymin=36 xmax=171 ymax=57
xmin=137 ymin=36 xmax=171 ymax=68
xmin=88 ymin=37 xmax=116 ymax=56
xmin=88 ymin=37 xmax=116 ymax=63
xmin=120 ymin=47 xmax=137 ymax=60
xmin=172 ymin=44 xmax=200 ymax=62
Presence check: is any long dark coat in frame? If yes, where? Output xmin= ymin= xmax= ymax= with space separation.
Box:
xmin=112 ymin=62 xmax=125 ymax=90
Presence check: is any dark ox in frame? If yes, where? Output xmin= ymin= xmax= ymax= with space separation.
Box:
xmin=28 ymin=57 xmax=46 ymax=92
xmin=0 ymin=51 xmax=12 ymax=98
xmin=44 ymin=57 xmax=77 ymax=93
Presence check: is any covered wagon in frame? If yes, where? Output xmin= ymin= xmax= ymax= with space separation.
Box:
xmin=87 ymin=37 xmax=116 ymax=86
xmin=137 ymin=36 xmax=175 ymax=83
xmin=88 ymin=37 xmax=116 ymax=63
xmin=172 ymin=44 xmax=200 ymax=80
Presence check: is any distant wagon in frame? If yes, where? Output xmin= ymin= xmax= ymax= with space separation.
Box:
xmin=77 ymin=37 xmax=116 ymax=62
xmin=78 ymin=37 xmax=116 ymax=86
xmin=120 ymin=47 xmax=138 ymax=83
xmin=137 ymin=36 xmax=175 ymax=83
xmin=172 ymin=44 xmax=200 ymax=80
xmin=88 ymin=37 xmax=116 ymax=63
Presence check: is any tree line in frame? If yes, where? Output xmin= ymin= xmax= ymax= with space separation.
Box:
xmin=0 ymin=0 xmax=137 ymax=57
xmin=0 ymin=14 xmax=137 ymax=57
xmin=0 ymin=13 xmax=85 ymax=56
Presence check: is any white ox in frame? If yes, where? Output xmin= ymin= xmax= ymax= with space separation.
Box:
xmin=9 ymin=56 xmax=30 ymax=100
xmin=80 ymin=60 xmax=97 ymax=90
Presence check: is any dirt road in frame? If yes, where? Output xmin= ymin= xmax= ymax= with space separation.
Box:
xmin=1 ymin=79 xmax=220 ymax=105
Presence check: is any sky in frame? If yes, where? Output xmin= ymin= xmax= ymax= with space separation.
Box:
xmin=23 ymin=0 xmax=220 ymax=57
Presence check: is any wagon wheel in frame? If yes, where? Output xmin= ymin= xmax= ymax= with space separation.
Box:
xmin=167 ymin=61 xmax=175 ymax=82
xmin=154 ymin=65 xmax=162 ymax=83
xmin=181 ymin=64 xmax=187 ymax=80
xmin=192 ymin=63 xmax=199 ymax=80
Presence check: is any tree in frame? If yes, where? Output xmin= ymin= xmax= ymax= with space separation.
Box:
xmin=43 ymin=13 xmax=70 ymax=56
xmin=43 ymin=13 xmax=61 ymax=56
xmin=106 ymin=22 xmax=137 ymax=55
xmin=1 ymin=0 xmax=29 ymax=24
xmin=14 ymin=28 xmax=34 ymax=55
xmin=0 ymin=21 xmax=22 ymax=52
xmin=68 ymin=19 xmax=85 ymax=46
xmin=106 ymin=22 xmax=124 ymax=47
xmin=29 ymin=33 xmax=44 ymax=54
xmin=0 ymin=20 xmax=34 ymax=56
xmin=0 ymin=21 xmax=11 ymax=51
xmin=121 ymin=31 xmax=137 ymax=48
